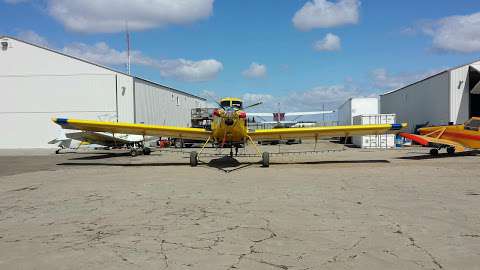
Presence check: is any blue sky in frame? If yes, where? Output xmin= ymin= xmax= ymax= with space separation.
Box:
xmin=2 ymin=0 xmax=480 ymax=113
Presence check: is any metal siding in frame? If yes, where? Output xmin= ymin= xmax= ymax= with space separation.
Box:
xmin=380 ymin=72 xmax=450 ymax=132
xmin=350 ymin=98 xmax=379 ymax=117
xmin=0 ymin=37 xmax=129 ymax=148
xmin=337 ymin=99 xmax=352 ymax=125
xmin=134 ymin=79 xmax=205 ymax=127
xmin=337 ymin=98 xmax=378 ymax=125
xmin=450 ymin=61 xmax=480 ymax=124
xmin=115 ymin=74 xmax=135 ymax=122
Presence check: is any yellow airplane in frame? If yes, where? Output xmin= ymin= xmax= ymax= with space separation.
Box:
xmin=400 ymin=117 xmax=480 ymax=156
xmin=53 ymin=97 xmax=407 ymax=167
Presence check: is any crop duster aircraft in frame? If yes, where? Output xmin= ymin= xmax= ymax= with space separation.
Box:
xmin=53 ymin=97 xmax=407 ymax=167
xmin=399 ymin=117 xmax=480 ymax=156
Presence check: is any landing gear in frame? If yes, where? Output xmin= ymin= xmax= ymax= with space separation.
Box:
xmin=447 ymin=147 xmax=456 ymax=155
xmin=229 ymin=147 xmax=234 ymax=158
xmin=190 ymin=151 xmax=198 ymax=167
xmin=143 ymin=147 xmax=151 ymax=155
xmin=429 ymin=148 xmax=439 ymax=156
xmin=130 ymin=148 xmax=139 ymax=157
xmin=262 ymin=152 xmax=270 ymax=167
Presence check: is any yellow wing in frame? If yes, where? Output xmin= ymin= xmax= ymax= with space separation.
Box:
xmin=53 ymin=118 xmax=212 ymax=140
xmin=248 ymin=123 xmax=407 ymax=140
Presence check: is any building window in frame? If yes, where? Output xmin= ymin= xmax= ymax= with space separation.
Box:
xmin=1 ymin=41 xmax=8 ymax=51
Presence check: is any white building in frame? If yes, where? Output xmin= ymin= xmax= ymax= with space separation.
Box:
xmin=0 ymin=36 xmax=206 ymax=148
xmin=380 ymin=60 xmax=480 ymax=132
xmin=337 ymin=97 xmax=379 ymax=126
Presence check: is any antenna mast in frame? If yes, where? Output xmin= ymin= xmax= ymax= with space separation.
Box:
xmin=126 ymin=21 xmax=131 ymax=75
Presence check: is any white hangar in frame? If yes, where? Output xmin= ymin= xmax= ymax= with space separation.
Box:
xmin=0 ymin=36 xmax=206 ymax=148
xmin=380 ymin=60 xmax=480 ymax=132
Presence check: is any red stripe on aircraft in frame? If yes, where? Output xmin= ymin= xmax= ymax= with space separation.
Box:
xmin=399 ymin=133 xmax=430 ymax=146
xmin=442 ymin=130 xmax=480 ymax=141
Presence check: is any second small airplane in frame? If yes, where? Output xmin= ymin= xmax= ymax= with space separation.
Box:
xmin=400 ymin=117 xmax=480 ymax=156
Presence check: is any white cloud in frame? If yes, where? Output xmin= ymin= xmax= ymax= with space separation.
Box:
xmin=17 ymin=30 xmax=50 ymax=47
xmin=64 ymin=43 xmax=223 ymax=82
xmin=242 ymin=93 xmax=274 ymax=105
xmin=15 ymin=31 xmax=223 ymax=82
xmin=419 ymin=12 xmax=480 ymax=53
xmin=371 ymin=68 xmax=443 ymax=90
xmin=62 ymin=42 xmax=153 ymax=66
xmin=157 ymin=59 xmax=223 ymax=82
xmin=242 ymin=62 xmax=267 ymax=79
xmin=293 ymin=0 xmax=360 ymax=31
xmin=243 ymin=85 xmax=360 ymax=113
xmin=46 ymin=0 xmax=214 ymax=33
xmin=313 ymin=33 xmax=341 ymax=51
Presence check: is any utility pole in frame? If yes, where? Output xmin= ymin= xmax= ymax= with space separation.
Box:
xmin=322 ymin=104 xmax=325 ymax=126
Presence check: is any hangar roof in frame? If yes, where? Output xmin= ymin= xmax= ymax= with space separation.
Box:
xmin=381 ymin=59 xmax=480 ymax=96
xmin=0 ymin=35 xmax=206 ymax=101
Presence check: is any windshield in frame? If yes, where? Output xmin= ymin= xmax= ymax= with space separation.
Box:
xmin=465 ymin=119 xmax=480 ymax=131
xmin=220 ymin=100 xmax=230 ymax=108
xmin=220 ymin=100 xmax=243 ymax=109
xmin=232 ymin=101 xmax=243 ymax=109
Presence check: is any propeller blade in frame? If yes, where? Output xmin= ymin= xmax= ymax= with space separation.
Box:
xmin=204 ymin=92 xmax=225 ymax=109
xmin=243 ymin=102 xmax=263 ymax=110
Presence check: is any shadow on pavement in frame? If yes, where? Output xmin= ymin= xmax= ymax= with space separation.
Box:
xmin=398 ymin=150 xmax=479 ymax=160
xmin=68 ymin=152 xmax=132 ymax=160
xmin=272 ymin=159 xmax=390 ymax=165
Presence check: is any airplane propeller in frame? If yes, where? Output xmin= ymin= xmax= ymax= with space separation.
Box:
xmin=243 ymin=101 xmax=263 ymax=110
xmin=204 ymin=92 xmax=226 ymax=110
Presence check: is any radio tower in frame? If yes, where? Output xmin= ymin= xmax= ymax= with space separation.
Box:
xmin=126 ymin=22 xmax=131 ymax=75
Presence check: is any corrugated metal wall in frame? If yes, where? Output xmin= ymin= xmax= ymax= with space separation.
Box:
xmin=449 ymin=61 xmax=480 ymax=124
xmin=380 ymin=71 xmax=450 ymax=132
xmin=0 ymin=37 xmax=133 ymax=148
xmin=134 ymin=79 xmax=205 ymax=127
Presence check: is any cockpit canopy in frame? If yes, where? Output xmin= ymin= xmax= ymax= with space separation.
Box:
xmin=220 ymin=98 xmax=243 ymax=109
xmin=465 ymin=118 xmax=480 ymax=131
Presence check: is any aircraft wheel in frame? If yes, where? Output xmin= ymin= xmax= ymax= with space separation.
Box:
xmin=447 ymin=147 xmax=455 ymax=155
xmin=143 ymin=147 xmax=151 ymax=155
xmin=130 ymin=149 xmax=139 ymax=157
xmin=262 ymin=152 xmax=270 ymax=167
xmin=429 ymin=148 xmax=439 ymax=156
xmin=190 ymin=151 xmax=198 ymax=167
xmin=55 ymin=149 xmax=60 ymax=154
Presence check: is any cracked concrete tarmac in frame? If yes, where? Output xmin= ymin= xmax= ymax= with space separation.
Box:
xmin=0 ymin=142 xmax=479 ymax=269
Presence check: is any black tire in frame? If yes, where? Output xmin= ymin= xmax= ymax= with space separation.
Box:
xmin=130 ymin=149 xmax=138 ymax=157
xmin=262 ymin=152 xmax=270 ymax=167
xmin=429 ymin=148 xmax=439 ymax=156
xmin=143 ymin=147 xmax=151 ymax=155
xmin=190 ymin=151 xmax=198 ymax=167
xmin=447 ymin=147 xmax=455 ymax=155
xmin=55 ymin=149 xmax=60 ymax=154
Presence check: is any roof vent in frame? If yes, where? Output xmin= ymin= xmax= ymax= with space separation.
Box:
xmin=1 ymin=41 xmax=8 ymax=51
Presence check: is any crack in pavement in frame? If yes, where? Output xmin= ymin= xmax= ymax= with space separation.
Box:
xmin=321 ymin=236 xmax=366 ymax=265
xmin=408 ymin=237 xmax=444 ymax=269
